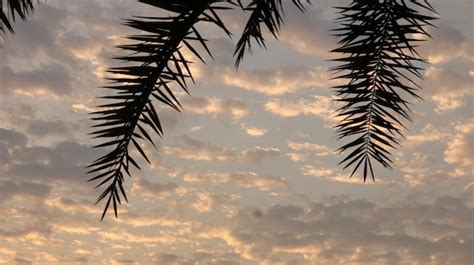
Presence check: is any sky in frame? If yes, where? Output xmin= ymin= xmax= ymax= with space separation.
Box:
xmin=0 ymin=0 xmax=473 ymax=264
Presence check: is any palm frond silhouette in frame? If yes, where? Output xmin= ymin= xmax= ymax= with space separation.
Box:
xmin=0 ymin=0 xmax=437 ymax=219
xmin=89 ymin=0 xmax=437 ymax=218
xmin=0 ymin=0 xmax=35 ymax=39
xmin=87 ymin=0 xmax=237 ymax=220
xmin=88 ymin=0 xmax=314 ymax=219
xmin=234 ymin=0 xmax=307 ymax=67
xmin=331 ymin=0 xmax=436 ymax=181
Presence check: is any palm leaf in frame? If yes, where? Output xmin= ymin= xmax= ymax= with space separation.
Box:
xmin=234 ymin=0 xmax=309 ymax=67
xmin=331 ymin=0 xmax=437 ymax=181
xmin=0 ymin=0 xmax=35 ymax=39
xmin=88 ymin=0 xmax=236 ymax=220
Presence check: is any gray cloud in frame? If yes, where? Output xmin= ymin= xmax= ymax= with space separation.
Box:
xmin=184 ymin=171 xmax=287 ymax=191
xmin=0 ymin=63 xmax=73 ymax=95
xmin=226 ymin=195 xmax=473 ymax=264
xmin=131 ymin=178 xmax=178 ymax=198
xmin=8 ymin=258 xmax=33 ymax=265
xmin=164 ymin=136 xmax=280 ymax=164
xmin=0 ymin=128 xmax=96 ymax=185
xmin=0 ymin=180 xmax=51 ymax=201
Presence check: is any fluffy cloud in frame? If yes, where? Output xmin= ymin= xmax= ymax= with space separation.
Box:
xmin=183 ymin=171 xmax=287 ymax=191
xmin=241 ymin=147 xmax=281 ymax=164
xmin=404 ymin=124 xmax=450 ymax=148
xmin=223 ymin=195 xmax=473 ymax=264
xmin=421 ymin=25 xmax=473 ymax=65
xmin=264 ymin=95 xmax=335 ymax=120
xmin=413 ymin=22 xmax=474 ymax=112
xmin=300 ymin=165 xmax=380 ymax=185
xmin=221 ymin=67 xmax=332 ymax=95
xmin=163 ymin=136 xmax=280 ymax=164
xmin=191 ymin=191 xmax=240 ymax=213
xmin=444 ymin=122 xmax=474 ymax=168
xmin=424 ymin=67 xmax=474 ymax=112
xmin=241 ymin=124 xmax=268 ymax=137
xmin=278 ymin=4 xmax=335 ymax=58
xmin=163 ymin=136 xmax=236 ymax=161
xmin=396 ymin=151 xmax=465 ymax=187
xmin=287 ymin=141 xmax=335 ymax=157
xmin=182 ymin=96 xmax=250 ymax=120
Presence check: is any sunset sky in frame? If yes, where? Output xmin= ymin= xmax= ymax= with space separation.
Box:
xmin=0 ymin=0 xmax=473 ymax=264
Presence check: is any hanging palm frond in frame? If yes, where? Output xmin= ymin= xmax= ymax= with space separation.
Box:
xmin=88 ymin=0 xmax=235 ymax=220
xmin=332 ymin=0 xmax=436 ymax=181
xmin=0 ymin=0 xmax=35 ymax=38
xmin=234 ymin=0 xmax=309 ymax=67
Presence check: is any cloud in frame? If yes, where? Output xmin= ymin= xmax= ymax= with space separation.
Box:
xmin=287 ymin=141 xmax=335 ymax=157
xmin=7 ymin=258 xmax=33 ymax=265
xmin=396 ymin=151 xmax=466 ymax=187
xmin=444 ymin=122 xmax=474 ymax=168
xmin=164 ymin=136 xmax=280 ymax=164
xmin=221 ymin=195 xmax=473 ymax=264
xmin=300 ymin=165 xmax=380 ymax=185
xmin=0 ymin=181 xmax=51 ymax=201
xmin=0 ymin=64 xmax=73 ymax=96
xmin=286 ymin=152 xmax=306 ymax=162
xmin=183 ymin=171 xmax=287 ymax=191
xmin=110 ymin=259 xmax=137 ymax=265
xmin=25 ymin=119 xmax=78 ymax=138
xmin=163 ymin=136 xmax=236 ymax=161
xmin=0 ymin=3 xmax=106 ymax=99
xmin=131 ymin=178 xmax=179 ymax=198
xmin=241 ymin=124 xmax=268 ymax=137
xmin=221 ymin=67 xmax=331 ymax=95
xmin=421 ymin=25 xmax=473 ymax=65
xmin=424 ymin=67 xmax=474 ymax=112
xmin=404 ymin=124 xmax=450 ymax=148
xmin=278 ymin=4 xmax=335 ymax=58
xmin=182 ymin=96 xmax=250 ymax=120
xmin=191 ymin=192 xmax=240 ymax=213
xmin=264 ymin=96 xmax=336 ymax=121
xmin=394 ymin=121 xmax=474 ymax=186
xmin=301 ymin=165 xmax=336 ymax=178
xmin=154 ymin=253 xmax=179 ymax=264
xmin=0 ymin=128 xmax=28 ymax=147
xmin=2 ymin=140 xmax=95 ymax=184
xmin=241 ymin=147 xmax=281 ymax=164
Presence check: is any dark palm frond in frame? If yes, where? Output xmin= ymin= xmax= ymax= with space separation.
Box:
xmin=234 ymin=0 xmax=309 ymax=67
xmin=0 ymin=0 xmax=35 ymax=38
xmin=88 ymin=0 xmax=235 ymax=220
xmin=331 ymin=0 xmax=436 ymax=181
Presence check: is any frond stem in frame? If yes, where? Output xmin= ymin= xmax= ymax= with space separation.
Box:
xmin=363 ymin=0 xmax=393 ymax=173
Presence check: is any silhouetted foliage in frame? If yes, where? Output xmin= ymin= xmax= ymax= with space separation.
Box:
xmin=0 ymin=0 xmax=34 ymax=38
xmin=331 ymin=0 xmax=436 ymax=181
xmin=87 ymin=0 xmax=238 ymax=220
xmin=0 ymin=0 xmax=437 ymax=219
xmin=234 ymin=0 xmax=308 ymax=67
xmin=88 ymin=0 xmax=313 ymax=219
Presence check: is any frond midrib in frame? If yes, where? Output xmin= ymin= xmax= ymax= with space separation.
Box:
xmin=362 ymin=0 xmax=394 ymax=172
